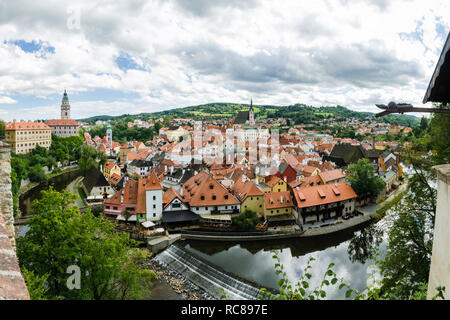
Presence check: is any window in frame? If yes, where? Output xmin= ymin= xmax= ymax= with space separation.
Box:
xmin=212 ymin=195 xmax=216 ymax=200
xmin=153 ymin=204 xmax=156 ymax=209
xmin=153 ymin=196 xmax=156 ymax=200
xmin=201 ymin=195 xmax=205 ymax=200
xmin=113 ymin=206 xmax=118 ymax=210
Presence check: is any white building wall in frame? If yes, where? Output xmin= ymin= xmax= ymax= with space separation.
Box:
xmin=145 ymin=189 xmax=163 ymax=221
xmin=165 ymin=199 xmax=189 ymax=212
xmin=427 ymin=164 xmax=450 ymax=299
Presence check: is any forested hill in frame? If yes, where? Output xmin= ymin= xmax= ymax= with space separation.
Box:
xmin=78 ymin=103 xmax=421 ymax=127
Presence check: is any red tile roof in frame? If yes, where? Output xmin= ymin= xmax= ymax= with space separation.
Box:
xmin=5 ymin=121 xmax=50 ymax=130
xmin=46 ymin=119 xmax=80 ymax=126
xmin=163 ymin=187 xmax=185 ymax=209
xmin=264 ymin=191 xmax=293 ymax=209
xmin=293 ymin=182 xmax=357 ymax=209
xmin=182 ymin=171 xmax=240 ymax=207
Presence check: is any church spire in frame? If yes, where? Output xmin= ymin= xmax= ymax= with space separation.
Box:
xmin=61 ymin=89 xmax=71 ymax=119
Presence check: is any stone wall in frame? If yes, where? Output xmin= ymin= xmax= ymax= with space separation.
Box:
xmin=0 ymin=141 xmax=15 ymax=247
xmin=0 ymin=140 xmax=30 ymax=300
xmin=427 ymin=164 xmax=450 ymax=300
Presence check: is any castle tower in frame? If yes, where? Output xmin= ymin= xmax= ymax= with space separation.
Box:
xmin=249 ymin=97 xmax=255 ymax=125
xmin=61 ymin=89 xmax=71 ymax=119
xmin=106 ymin=122 xmax=113 ymax=144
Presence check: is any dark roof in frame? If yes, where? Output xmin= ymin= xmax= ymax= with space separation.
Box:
xmin=363 ymin=149 xmax=383 ymax=159
xmin=165 ymin=167 xmax=184 ymax=179
xmin=234 ymin=110 xmax=250 ymax=125
xmin=328 ymin=144 xmax=365 ymax=165
xmin=151 ymin=152 xmax=165 ymax=165
xmin=162 ymin=210 xmax=201 ymax=223
xmin=424 ymin=31 xmax=450 ymax=104
xmin=179 ymin=169 xmax=196 ymax=185
xmin=278 ymin=162 xmax=288 ymax=174
xmin=129 ymin=159 xmax=153 ymax=168
xmin=83 ymin=166 xmax=110 ymax=193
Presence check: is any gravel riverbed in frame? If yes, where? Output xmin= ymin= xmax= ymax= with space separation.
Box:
xmin=143 ymin=255 xmax=215 ymax=300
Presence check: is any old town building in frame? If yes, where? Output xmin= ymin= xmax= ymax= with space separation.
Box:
xmin=5 ymin=120 xmax=52 ymax=154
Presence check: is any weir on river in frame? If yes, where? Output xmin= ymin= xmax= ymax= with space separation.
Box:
xmin=153 ymin=244 xmax=276 ymax=300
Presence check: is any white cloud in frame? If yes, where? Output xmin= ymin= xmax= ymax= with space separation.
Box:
xmin=0 ymin=0 xmax=448 ymax=120
xmin=0 ymin=96 xmax=17 ymax=104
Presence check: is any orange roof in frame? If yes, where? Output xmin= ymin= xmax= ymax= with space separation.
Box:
xmin=265 ymin=175 xmax=283 ymax=188
xmin=298 ymin=175 xmax=323 ymax=188
xmin=264 ymin=191 xmax=293 ymax=209
xmin=319 ymin=169 xmax=345 ymax=183
xmin=145 ymin=171 xmax=163 ymax=191
xmin=293 ymin=182 xmax=357 ymax=209
xmin=46 ymin=119 xmax=80 ymax=126
xmin=296 ymin=164 xmax=318 ymax=176
xmin=233 ymin=180 xmax=264 ymax=201
xmin=163 ymin=187 xmax=185 ymax=208
xmin=105 ymin=179 xmax=138 ymax=206
xmin=127 ymin=150 xmax=151 ymax=161
xmin=108 ymin=173 xmax=122 ymax=185
xmin=136 ymin=178 xmax=147 ymax=213
xmin=104 ymin=161 xmax=118 ymax=170
xmin=6 ymin=121 xmax=50 ymax=130
xmin=182 ymin=171 xmax=240 ymax=207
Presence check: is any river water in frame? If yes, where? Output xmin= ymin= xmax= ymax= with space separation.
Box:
xmin=180 ymin=221 xmax=387 ymax=299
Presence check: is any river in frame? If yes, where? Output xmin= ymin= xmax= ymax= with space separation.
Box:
xmin=179 ymin=220 xmax=387 ymax=299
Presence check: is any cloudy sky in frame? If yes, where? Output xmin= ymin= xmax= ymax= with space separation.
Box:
xmin=0 ymin=0 xmax=448 ymax=121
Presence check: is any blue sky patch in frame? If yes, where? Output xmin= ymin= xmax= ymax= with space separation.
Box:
xmin=7 ymin=39 xmax=55 ymax=57
xmin=115 ymin=52 xmax=149 ymax=72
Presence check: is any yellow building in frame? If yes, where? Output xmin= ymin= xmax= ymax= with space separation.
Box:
xmin=265 ymin=175 xmax=288 ymax=193
xmin=5 ymin=121 xmax=52 ymax=154
xmin=232 ymin=179 xmax=265 ymax=217
xmin=263 ymin=191 xmax=293 ymax=218
xmin=103 ymin=161 xmax=121 ymax=180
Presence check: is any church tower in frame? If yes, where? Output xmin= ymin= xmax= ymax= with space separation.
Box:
xmin=249 ymin=98 xmax=255 ymax=125
xmin=106 ymin=122 xmax=113 ymax=144
xmin=61 ymin=89 xmax=71 ymax=119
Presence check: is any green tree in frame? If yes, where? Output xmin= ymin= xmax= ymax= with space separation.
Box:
xmin=0 ymin=119 xmax=5 ymax=138
xmin=17 ymin=188 xmax=156 ymax=300
xmin=28 ymin=164 xmax=46 ymax=183
xmin=377 ymin=152 xmax=437 ymax=298
xmin=429 ymin=105 xmax=450 ymax=164
xmin=22 ymin=268 xmax=52 ymax=300
xmin=231 ymin=209 xmax=259 ymax=230
xmin=347 ymin=158 xmax=385 ymax=198
xmin=78 ymin=145 xmax=98 ymax=176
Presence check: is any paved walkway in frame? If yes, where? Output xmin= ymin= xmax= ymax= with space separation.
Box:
xmin=65 ymin=176 xmax=87 ymax=209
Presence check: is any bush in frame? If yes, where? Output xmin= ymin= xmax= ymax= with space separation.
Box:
xmin=231 ymin=209 xmax=259 ymax=230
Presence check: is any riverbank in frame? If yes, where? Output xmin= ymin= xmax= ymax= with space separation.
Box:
xmin=143 ymin=252 xmax=214 ymax=300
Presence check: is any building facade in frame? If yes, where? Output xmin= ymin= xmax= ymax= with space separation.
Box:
xmin=5 ymin=121 xmax=52 ymax=154
xmin=46 ymin=90 xmax=80 ymax=137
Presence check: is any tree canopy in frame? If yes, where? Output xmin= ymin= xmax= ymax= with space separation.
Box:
xmin=347 ymin=158 xmax=385 ymax=198
xmin=17 ymin=188 xmax=155 ymax=300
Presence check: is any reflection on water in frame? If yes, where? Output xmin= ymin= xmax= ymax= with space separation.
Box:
xmin=181 ymin=221 xmax=386 ymax=299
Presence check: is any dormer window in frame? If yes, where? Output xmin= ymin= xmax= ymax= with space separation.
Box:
xmin=209 ymin=184 xmax=214 ymax=189
xmin=201 ymin=195 xmax=205 ymax=200
xmin=212 ymin=195 xmax=216 ymax=200
xmin=224 ymin=195 xmax=228 ymax=200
